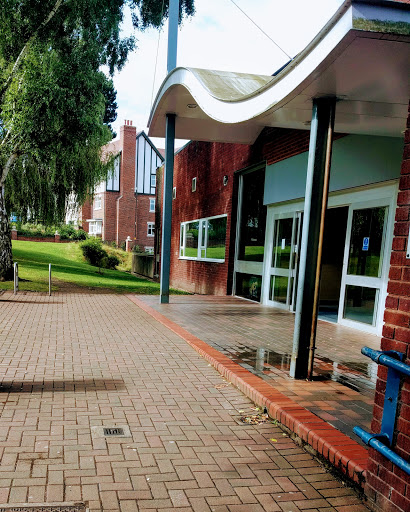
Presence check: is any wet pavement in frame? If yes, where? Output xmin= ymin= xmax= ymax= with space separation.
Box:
xmin=137 ymin=295 xmax=380 ymax=443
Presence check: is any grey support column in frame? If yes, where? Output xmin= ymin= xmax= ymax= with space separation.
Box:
xmin=159 ymin=0 xmax=179 ymax=304
xmin=290 ymin=97 xmax=336 ymax=379
xmin=160 ymin=114 xmax=176 ymax=304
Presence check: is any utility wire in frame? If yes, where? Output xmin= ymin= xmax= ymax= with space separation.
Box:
xmin=150 ymin=0 xmax=166 ymax=109
xmin=228 ymin=0 xmax=292 ymax=60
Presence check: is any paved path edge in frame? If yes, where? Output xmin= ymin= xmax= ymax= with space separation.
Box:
xmin=127 ymin=295 xmax=369 ymax=488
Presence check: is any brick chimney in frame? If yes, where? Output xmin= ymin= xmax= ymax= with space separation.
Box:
xmin=116 ymin=120 xmax=137 ymax=246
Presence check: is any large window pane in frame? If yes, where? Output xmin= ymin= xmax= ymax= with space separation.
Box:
xmin=238 ymin=169 xmax=266 ymax=262
xmin=206 ymin=217 xmax=227 ymax=260
xmin=270 ymin=275 xmax=288 ymax=303
xmin=344 ymin=285 xmax=377 ymax=325
xmin=236 ymin=273 xmax=262 ymax=302
xmin=348 ymin=207 xmax=387 ymax=277
xmin=272 ymin=218 xmax=293 ymax=269
xmin=185 ymin=221 xmax=199 ymax=257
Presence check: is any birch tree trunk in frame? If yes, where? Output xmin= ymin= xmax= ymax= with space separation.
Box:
xmin=0 ymin=186 xmax=13 ymax=281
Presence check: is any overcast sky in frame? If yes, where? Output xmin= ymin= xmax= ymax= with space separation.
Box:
xmin=111 ymin=0 xmax=344 ymax=148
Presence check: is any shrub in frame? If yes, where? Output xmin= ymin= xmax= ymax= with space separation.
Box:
xmin=59 ymin=224 xmax=76 ymax=240
xmin=73 ymin=229 xmax=88 ymax=241
xmin=80 ymin=238 xmax=108 ymax=267
xmin=102 ymin=254 xmax=120 ymax=269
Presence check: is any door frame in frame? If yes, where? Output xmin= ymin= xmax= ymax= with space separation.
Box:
xmin=262 ymin=209 xmax=302 ymax=309
xmin=262 ymin=181 xmax=398 ymax=335
xmin=337 ymin=193 xmax=396 ymax=335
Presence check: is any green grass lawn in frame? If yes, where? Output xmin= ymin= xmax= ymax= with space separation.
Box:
xmin=1 ymin=240 xmax=184 ymax=294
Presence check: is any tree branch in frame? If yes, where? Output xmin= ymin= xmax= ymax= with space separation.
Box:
xmin=0 ymin=0 xmax=65 ymax=102
xmin=0 ymin=151 xmax=19 ymax=187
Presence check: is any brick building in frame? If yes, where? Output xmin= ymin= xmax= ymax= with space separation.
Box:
xmin=83 ymin=121 xmax=164 ymax=250
xmin=151 ymin=1 xmax=409 ymax=510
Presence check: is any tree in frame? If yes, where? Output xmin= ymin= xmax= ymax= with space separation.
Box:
xmin=0 ymin=0 xmax=194 ymax=280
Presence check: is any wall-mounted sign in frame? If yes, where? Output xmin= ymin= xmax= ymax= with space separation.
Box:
xmin=362 ymin=237 xmax=370 ymax=251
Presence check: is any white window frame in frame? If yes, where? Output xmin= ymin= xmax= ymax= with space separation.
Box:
xmin=173 ymin=187 xmax=176 ymax=199
xmin=179 ymin=214 xmax=227 ymax=263
xmin=107 ymin=155 xmax=120 ymax=191
xmin=151 ymin=174 xmax=156 ymax=188
xmin=147 ymin=222 xmax=155 ymax=237
xmin=94 ymin=195 xmax=102 ymax=210
xmin=149 ymin=198 xmax=155 ymax=212
xmin=192 ymin=177 xmax=197 ymax=192
xmin=89 ymin=220 xmax=102 ymax=235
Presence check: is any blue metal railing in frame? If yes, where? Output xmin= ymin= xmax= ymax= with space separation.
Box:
xmin=353 ymin=347 xmax=410 ymax=475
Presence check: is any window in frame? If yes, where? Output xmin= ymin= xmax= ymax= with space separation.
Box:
xmin=147 ymin=222 xmax=155 ymax=237
xmin=89 ymin=220 xmax=102 ymax=235
xmin=151 ymin=174 xmax=156 ymax=188
xmin=238 ymin=168 xmax=266 ymax=262
xmin=149 ymin=198 xmax=155 ymax=212
xmin=173 ymin=187 xmax=176 ymax=199
xmin=107 ymin=155 xmax=120 ymax=191
xmin=180 ymin=215 xmax=227 ymax=262
xmin=192 ymin=177 xmax=197 ymax=192
xmin=94 ymin=195 xmax=102 ymax=210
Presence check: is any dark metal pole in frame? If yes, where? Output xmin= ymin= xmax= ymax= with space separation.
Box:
xmin=159 ymin=0 xmax=179 ymax=304
xmin=160 ymin=114 xmax=176 ymax=303
xmin=290 ymin=97 xmax=336 ymax=380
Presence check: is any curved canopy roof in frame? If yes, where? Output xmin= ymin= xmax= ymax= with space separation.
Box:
xmin=148 ymin=0 xmax=410 ymax=144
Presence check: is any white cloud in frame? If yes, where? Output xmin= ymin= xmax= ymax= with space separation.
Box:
xmin=111 ymin=0 xmax=344 ymax=148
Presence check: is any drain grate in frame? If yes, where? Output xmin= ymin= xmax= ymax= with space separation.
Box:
xmin=103 ymin=427 xmax=124 ymax=436
xmin=0 ymin=504 xmax=87 ymax=512
xmin=90 ymin=425 xmax=131 ymax=439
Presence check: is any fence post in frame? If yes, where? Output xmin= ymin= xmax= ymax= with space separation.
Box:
xmin=13 ymin=262 xmax=18 ymax=295
xmin=49 ymin=264 xmax=51 ymax=296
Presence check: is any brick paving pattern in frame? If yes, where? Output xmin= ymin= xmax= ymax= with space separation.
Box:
xmin=137 ymin=296 xmax=380 ymax=440
xmin=0 ymin=291 xmax=369 ymax=511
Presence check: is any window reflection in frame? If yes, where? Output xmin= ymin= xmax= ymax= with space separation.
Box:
xmin=238 ymin=169 xmax=266 ymax=262
xmin=348 ymin=207 xmax=387 ymax=277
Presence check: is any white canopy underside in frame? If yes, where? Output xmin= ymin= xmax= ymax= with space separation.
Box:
xmin=148 ymin=0 xmax=410 ymax=143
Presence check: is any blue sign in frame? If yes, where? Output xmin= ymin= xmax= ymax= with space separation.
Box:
xmin=362 ymin=237 xmax=370 ymax=251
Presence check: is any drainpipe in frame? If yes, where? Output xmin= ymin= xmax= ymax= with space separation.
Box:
xmin=159 ymin=0 xmax=179 ymax=304
xmin=116 ymin=193 xmax=123 ymax=247
xmin=290 ymin=97 xmax=336 ymax=380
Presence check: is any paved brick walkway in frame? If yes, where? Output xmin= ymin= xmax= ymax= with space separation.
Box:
xmin=0 ymin=291 xmax=369 ymax=511
xmin=136 ymin=296 xmax=380 ymax=441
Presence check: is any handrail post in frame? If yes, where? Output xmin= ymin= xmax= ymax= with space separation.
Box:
xmin=13 ymin=262 xmax=18 ymax=295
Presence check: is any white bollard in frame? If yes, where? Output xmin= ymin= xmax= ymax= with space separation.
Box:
xmin=49 ymin=263 xmax=52 ymax=296
xmin=14 ymin=262 xmax=18 ymax=295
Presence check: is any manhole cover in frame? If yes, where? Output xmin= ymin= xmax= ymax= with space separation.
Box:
xmin=103 ymin=427 xmax=124 ymax=436
xmin=0 ymin=503 xmax=87 ymax=512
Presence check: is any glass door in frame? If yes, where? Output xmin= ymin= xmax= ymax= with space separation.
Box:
xmin=267 ymin=212 xmax=302 ymax=310
xmin=338 ymin=202 xmax=389 ymax=332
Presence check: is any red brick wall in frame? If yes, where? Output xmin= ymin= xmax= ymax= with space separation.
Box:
xmin=81 ymin=198 xmax=92 ymax=232
xmin=103 ymin=191 xmax=119 ymax=243
xmin=366 ymin=104 xmax=410 ymax=512
xmin=135 ymin=194 xmax=156 ymax=250
xmin=156 ymin=128 xmax=318 ymax=295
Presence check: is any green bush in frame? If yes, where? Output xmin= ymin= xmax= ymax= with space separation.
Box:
xmin=59 ymin=224 xmax=77 ymax=240
xmin=80 ymin=238 xmax=108 ymax=267
xmin=102 ymin=254 xmax=120 ymax=269
xmin=15 ymin=222 xmax=88 ymax=241
xmin=73 ymin=229 xmax=88 ymax=241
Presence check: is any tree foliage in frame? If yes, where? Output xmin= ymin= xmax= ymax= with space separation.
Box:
xmin=0 ymin=0 xmax=194 ymax=278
